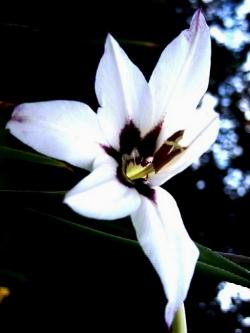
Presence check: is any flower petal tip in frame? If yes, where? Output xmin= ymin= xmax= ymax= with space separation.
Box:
xmin=63 ymin=191 xmax=77 ymax=207
xmin=106 ymin=32 xmax=114 ymax=40
xmin=105 ymin=33 xmax=116 ymax=49
xmin=6 ymin=105 xmax=25 ymax=128
xmin=164 ymin=304 xmax=175 ymax=330
xmin=191 ymin=8 xmax=209 ymax=33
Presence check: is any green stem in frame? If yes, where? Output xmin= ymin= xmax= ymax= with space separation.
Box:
xmin=172 ymin=304 xmax=187 ymax=333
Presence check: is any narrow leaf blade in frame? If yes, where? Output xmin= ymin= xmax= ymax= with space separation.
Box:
xmin=0 ymin=145 xmax=72 ymax=170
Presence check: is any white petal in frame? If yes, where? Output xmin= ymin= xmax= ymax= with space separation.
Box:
xmin=149 ymin=10 xmax=211 ymax=145
xmin=131 ymin=187 xmax=199 ymax=327
xmin=64 ymin=158 xmax=141 ymax=220
xmin=150 ymin=110 xmax=219 ymax=186
xmin=95 ymin=34 xmax=153 ymax=149
xmin=6 ymin=100 xmax=105 ymax=170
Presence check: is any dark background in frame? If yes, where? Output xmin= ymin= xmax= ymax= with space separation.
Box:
xmin=0 ymin=0 xmax=250 ymax=332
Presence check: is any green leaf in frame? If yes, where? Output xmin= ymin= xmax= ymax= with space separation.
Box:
xmin=92 ymin=38 xmax=159 ymax=48
xmin=0 ymin=145 xmax=72 ymax=170
xmin=26 ymin=208 xmax=138 ymax=248
xmin=119 ymin=39 xmax=159 ymax=48
xmin=197 ymin=243 xmax=250 ymax=281
xmin=197 ymin=262 xmax=250 ymax=288
xmin=24 ymin=209 xmax=250 ymax=288
xmin=0 ymin=189 xmax=66 ymax=196
xmin=218 ymin=252 xmax=250 ymax=270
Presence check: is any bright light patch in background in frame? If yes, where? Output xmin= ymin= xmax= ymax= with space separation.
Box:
xmin=210 ymin=25 xmax=250 ymax=51
xmin=208 ymin=0 xmax=250 ymax=51
xmin=236 ymin=0 xmax=250 ymax=19
xmin=189 ymin=1 xmax=250 ymax=203
xmin=217 ymin=282 xmax=250 ymax=312
xmin=216 ymin=282 xmax=250 ymax=327
xmin=241 ymin=316 xmax=250 ymax=327
xmin=242 ymin=51 xmax=250 ymax=71
xmin=188 ymin=1 xmax=250 ymax=330
xmin=212 ymin=118 xmax=242 ymax=171
xmin=196 ymin=180 xmax=206 ymax=190
xmin=223 ymin=168 xmax=250 ymax=198
xmin=202 ymin=0 xmax=214 ymax=4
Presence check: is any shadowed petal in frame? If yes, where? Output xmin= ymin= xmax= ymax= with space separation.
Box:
xmin=131 ymin=187 xmax=199 ymax=327
xmin=64 ymin=159 xmax=141 ymax=220
xmin=149 ymin=10 xmax=211 ymax=146
xmin=6 ymin=100 xmax=104 ymax=170
xmin=95 ymin=34 xmax=153 ymax=149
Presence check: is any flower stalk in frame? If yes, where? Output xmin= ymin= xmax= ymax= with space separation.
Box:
xmin=172 ymin=303 xmax=187 ymax=333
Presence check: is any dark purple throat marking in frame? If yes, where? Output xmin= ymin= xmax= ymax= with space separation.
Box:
xmin=101 ymin=121 xmax=184 ymax=202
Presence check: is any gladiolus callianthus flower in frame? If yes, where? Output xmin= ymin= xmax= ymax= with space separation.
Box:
xmin=6 ymin=9 xmax=219 ymax=327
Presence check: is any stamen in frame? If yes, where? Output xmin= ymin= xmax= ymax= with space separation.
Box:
xmin=167 ymin=129 xmax=185 ymax=143
xmin=165 ymin=140 xmax=185 ymax=154
xmin=152 ymin=115 xmax=218 ymax=173
xmin=120 ymin=116 xmax=219 ymax=184
xmin=153 ymin=130 xmax=185 ymax=173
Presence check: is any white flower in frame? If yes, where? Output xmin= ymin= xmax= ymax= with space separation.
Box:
xmin=6 ymin=9 xmax=219 ymax=327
